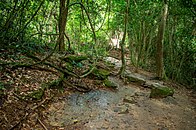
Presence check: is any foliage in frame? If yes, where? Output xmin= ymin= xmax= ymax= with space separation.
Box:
xmin=164 ymin=0 xmax=195 ymax=86
xmin=0 ymin=82 xmax=5 ymax=90
xmin=92 ymin=68 xmax=110 ymax=80
xmin=0 ymin=0 xmax=195 ymax=87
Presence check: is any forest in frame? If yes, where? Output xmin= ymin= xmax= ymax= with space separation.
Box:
xmin=0 ymin=0 xmax=195 ymax=129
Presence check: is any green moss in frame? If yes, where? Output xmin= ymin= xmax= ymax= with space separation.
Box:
xmin=150 ymin=84 xmax=174 ymax=98
xmin=48 ymin=77 xmax=63 ymax=89
xmin=66 ymin=62 xmax=74 ymax=71
xmin=104 ymin=79 xmax=117 ymax=89
xmin=0 ymin=82 xmax=5 ymax=90
xmin=92 ymin=68 xmax=110 ymax=79
xmin=63 ymin=55 xmax=88 ymax=63
xmin=105 ymin=61 xmax=115 ymax=68
xmin=27 ymin=89 xmax=44 ymax=100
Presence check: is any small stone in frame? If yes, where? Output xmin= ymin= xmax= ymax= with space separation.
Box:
xmin=162 ymin=96 xmax=178 ymax=105
xmin=123 ymin=96 xmax=136 ymax=104
xmin=113 ymin=105 xmax=129 ymax=114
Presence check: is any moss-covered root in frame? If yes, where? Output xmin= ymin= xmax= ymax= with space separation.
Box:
xmin=61 ymin=55 xmax=88 ymax=63
xmin=150 ymin=83 xmax=174 ymax=98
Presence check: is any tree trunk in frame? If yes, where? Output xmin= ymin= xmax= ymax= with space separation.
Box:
xmin=127 ymin=0 xmax=133 ymax=66
xmin=58 ymin=0 xmax=70 ymax=51
xmin=118 ymin=0 xmax=129 ymax=76
xmin=156 ymin=0 xmax=168 ymax=79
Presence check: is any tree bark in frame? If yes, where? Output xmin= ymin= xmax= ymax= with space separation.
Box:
xmin=156 ymin=0 xmax=168 ymax=79
xmin=118 ymin=0 xmax=129 ymax=76
xmin=58 ymin=0 xmax=70 ymax=51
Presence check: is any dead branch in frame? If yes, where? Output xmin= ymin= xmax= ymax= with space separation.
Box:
xmin=38 ymin=118 xmax=48 ymax=130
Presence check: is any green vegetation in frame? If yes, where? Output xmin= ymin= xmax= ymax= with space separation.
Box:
xmin=0 ymin=1 xmax=195 ymax=129
xmin=0 ymin=0 xmax=195 ymax=88
xmin=92 ymin=68 xmax=110 ymax=80
xmin=104 ymin=79 xmax=118 ymax=89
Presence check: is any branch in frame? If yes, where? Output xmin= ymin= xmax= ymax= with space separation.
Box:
xmin=79 ymin=66 xmax=95 ymax=78
xmin=38 ymin=118 xmax=48 ymax=130
xmin=17 ymin=0 xmax=44 ymax=37
xmin=25 ymin=53 xmax=79 ymax=78
xmin=64 ymin=32 xmax=71 ymax=50
xmin=68 ymin=2 xmax=97 ymax=44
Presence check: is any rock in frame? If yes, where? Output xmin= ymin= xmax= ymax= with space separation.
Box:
xmin=150 ymin=83 xmax=174 ymax=98
xmin=123 ymin=96 xmax=136 ymax=104
xmin=104 ymin=79 xmax=118 ymax=89
xmin=113 ymin=105 xmax=129 ymax=114
xmin=162 ymin=96 xmax=178 ymax=105
xmin=104 ymin=57 xmax=122 ymax=68
xmin=92 ymin=68 xmax=110 ymax=80
xmin=125 ymin=73 xmax=146 ymax=85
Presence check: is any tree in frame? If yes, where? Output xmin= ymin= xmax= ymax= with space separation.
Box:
xmin=156 ymin=0 xmax=168 ymax=79
xmin=118 ymin=0 xmax=129 ymax=76
xmin=57 ymin=0 xmax=70 ymax=51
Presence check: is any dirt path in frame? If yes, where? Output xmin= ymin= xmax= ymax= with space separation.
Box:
xmin=37 ymin=76 xmax=196 ymax=130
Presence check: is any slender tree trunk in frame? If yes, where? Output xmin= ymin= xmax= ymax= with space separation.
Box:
xmin=127 ymin=0 xmax=134 ymax=66
xmin=58 ymin=0 xmax=70 ymax=51
xmin=118 ymin=0 xmax=129 ymax=76
xmin=156 ymin=0 xmax=168 ymax=78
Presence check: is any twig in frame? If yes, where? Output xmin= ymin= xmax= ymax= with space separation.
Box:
xmin=38 ymin=118 xmax=48 ymax=130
